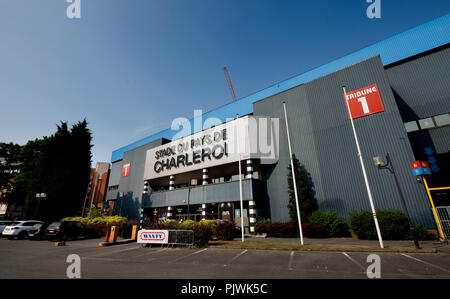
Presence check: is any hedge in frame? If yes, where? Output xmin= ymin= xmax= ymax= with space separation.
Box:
xmin=349 ymin=209 xmax=437 ymax=240
xmin=308 ymin=210 xmax=351 ymax=238
xmin=61 ymin=216 xmax=136 ymax=238
xmin=254 ymin=222 xmax=328 ymax=238
xmin=215 ymin=222 xmax=240 ymax=240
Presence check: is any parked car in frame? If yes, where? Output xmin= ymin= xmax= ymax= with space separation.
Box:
xmin=0 ymin=220 xmax=13 ymax=236
xmin=2 ymin=220 xmax=44 ymax=239
xmin=28 ymin=223 xmax=48 ymax=240
xmin=45 ymin=221 xmax=87 ymax=241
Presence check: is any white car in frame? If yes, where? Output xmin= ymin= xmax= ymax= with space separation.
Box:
xmin=2 ymin=220 xmax=44 ymax=239
xmin=0 ymin=220 xmax=13 ymax=235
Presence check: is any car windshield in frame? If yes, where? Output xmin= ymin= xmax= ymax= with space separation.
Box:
xmin=48 ymin=222 xmax=62 ymax=229
xmin=8 ymin=222 xmax=19 ymax=226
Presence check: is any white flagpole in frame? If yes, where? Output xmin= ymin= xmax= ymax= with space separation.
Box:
xmin=282 ymin=102 xmax=304 ymax=245
xmin=236 ymin=113 xmax=245 ymax=242
xmin=342 ymin=86 xmax=384 ymax=249
xmin=238 ymin=153 xmax=245 ymax=242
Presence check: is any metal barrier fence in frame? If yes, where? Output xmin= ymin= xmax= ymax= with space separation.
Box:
xmin=137 ymin=229 xmax=194 ymax=247
xmin=168 ymin=230 xmax=194 ymax=246
xmin=436 ymin=206 xmax=450 ymax=238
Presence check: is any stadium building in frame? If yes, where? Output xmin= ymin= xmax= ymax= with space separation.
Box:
xmin=106 ymin=14 xmax=450 ymax=235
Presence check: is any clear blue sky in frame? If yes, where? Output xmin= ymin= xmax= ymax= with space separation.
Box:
xmin=1 ymin=0 xmax=449 ymax=164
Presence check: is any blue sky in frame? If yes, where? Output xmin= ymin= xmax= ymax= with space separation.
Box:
xmin=1 ymin=0 xmax=449 ymax=164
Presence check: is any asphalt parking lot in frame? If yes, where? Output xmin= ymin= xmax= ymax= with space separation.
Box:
xmin=0 ymin=237 xmax=449 ymax=279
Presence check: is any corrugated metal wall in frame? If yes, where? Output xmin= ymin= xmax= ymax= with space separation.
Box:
xmin=386 ymin=46 xmax=449 ymax=121
xmin=254 ymin=56 xmax=436 ymax=227
xmin=107 ymin=138 xmax=166 ymax=219
xmin=386 ymin=46 xmax=450 ymax=161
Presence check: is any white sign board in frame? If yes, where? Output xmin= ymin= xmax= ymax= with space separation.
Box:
xmin=143 ymin=116 xmax=278 ymax=180
xmin=137 ymin=229 xmax=169 ymax=244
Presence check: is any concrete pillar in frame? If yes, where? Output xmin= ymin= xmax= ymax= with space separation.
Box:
xmin=202 ymin=169 xmax=208 ymax=185
xmin=143 ymin=181 xmax=149 ymax=194
xmin=249 ymin=200 xmax=256 ymax=233
xmin=167 ymin=206 xmax=173 ymax=219
xmin=246 ymin=159 xmax=253 ymax=179
xmin=169 ymin=175 xmax=175 ymax=190
xmin=201 ymin=204 xmax=206 ymax=220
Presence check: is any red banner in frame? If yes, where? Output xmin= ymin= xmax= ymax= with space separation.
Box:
xmin=345 ymin=84 xmax=384 ymax=119
xmin=122 ymin=163 xmax=131 ymax=177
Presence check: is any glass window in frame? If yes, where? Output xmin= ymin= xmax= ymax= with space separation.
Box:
xmin=404 ymin=121 xmax=419 ymax=133
xmin=418 ymin=118 xmax=435 ymax=130
xmin=434 ymin=113 xmax=450 ymax=127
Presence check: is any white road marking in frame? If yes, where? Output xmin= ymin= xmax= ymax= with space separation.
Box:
xmin=229 ymin=250 xmax=248 ymax=264
xmin=288 ymin=251 xmax=295 ymax=270
xmin=342 ymin=252 xmax=365 ymax=271
xmin=87 ymin=244 xmax=142 ymax=258
xmin=400 ymin=254 xmax=450 ymax=273
xmin=169 ymin=248 xmax=208 ymax=263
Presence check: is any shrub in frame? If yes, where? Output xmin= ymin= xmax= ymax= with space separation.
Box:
xmin=349 ymin=210 xmax=377 ymax=240
xmin=179 ymin=220 xmax=195 ymax=230
xmin=61 ymin=216 xmax=131 ymax=238
xmin=192 ymin=222 xmax=213 ymax=248
xmin=143 ymin=221 xmax=166 ymax=229
xmin=163 ymin=219 xmax=179 ymax=229
xmin=350 ymin=209 xmax=428 ymax=240
xmin=309 ymin=210 xmax=350 ymax=238
xmin=301 ymin=222 xmax=328 ymax=238
xmin=411 ymin=224 xmax=437 ymax=241
xmin=253 ymin=221 xmax=326 ymax=238
xmin=199 ymin=219 xmax=217 ymax=238
xmin=87 ymin=207 xmax=102 ymax=219
xmin=256 ymin=218 xmax=272 ymax=225
xmin=215 ymin=222 xmax=239 ymax=240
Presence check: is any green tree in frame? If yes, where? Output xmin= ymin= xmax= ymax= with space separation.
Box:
xmin=287 ymin=154 xmax=317 ymax=224
xmin=10 ymin=120 xmax=92 ymax=222
xmin=0 ymin=142 xmax=22 ymax=196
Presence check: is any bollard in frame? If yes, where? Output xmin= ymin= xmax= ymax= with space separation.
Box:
xmin=131 ymin=225 xmax=138 ymax=241
xmin=104 ymin=228 xmax=110 ymax=242
xmin=109 ymin=226 xmax=118 ymax=243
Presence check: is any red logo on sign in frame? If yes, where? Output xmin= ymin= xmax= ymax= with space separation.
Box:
xmin=411 ymin=161 xmax=430 ymax=170
xmin=345 ymin=84 xmax=384 ymax=119
xmin=122 ymin=163 xmax=131 ymax=177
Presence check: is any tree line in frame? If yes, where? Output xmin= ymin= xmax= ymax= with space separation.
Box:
xmin=0 ymin=120 xmax=92 ymax=223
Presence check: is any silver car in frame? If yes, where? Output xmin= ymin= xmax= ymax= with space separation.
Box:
xmin=2 ymin=220 xmax=44 ymax=239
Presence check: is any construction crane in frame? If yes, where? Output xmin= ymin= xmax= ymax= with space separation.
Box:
xmin=223 ymin=65 xmax=237 ymax=101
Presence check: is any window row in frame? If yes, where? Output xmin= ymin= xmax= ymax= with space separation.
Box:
xmin=404 ymin=113 xmax=450 ymax=133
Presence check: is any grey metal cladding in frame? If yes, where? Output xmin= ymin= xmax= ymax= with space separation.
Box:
xmin=108 ymin=161 xmax=122 ymax=187
xmin=408 ymin=126 xmax=450 ymax=157
xmin=145 ymin=179 xmax=263 ymax=208
xmin=386 ymin=47 xmax=450 ymax=121
xmin=254 ymin=55 xmax=435 ymax=227
xmin=111 ymin=138 xmax=166 ymax=219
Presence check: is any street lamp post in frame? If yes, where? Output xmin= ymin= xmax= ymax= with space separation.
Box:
xmin=119 ymin=192 xmax=124 ymax=216
xmin=34 ymin=193 xmax=46 ymax=219
xmin=373 ymin=153 xmax=421 ymax=249
xmin=187 ymin=179 xmax=198 ymax=221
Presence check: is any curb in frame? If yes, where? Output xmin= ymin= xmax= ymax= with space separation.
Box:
xmin=98 ymin=239 xmax=136 ymax=247
xmin=208 ymin=241 xmax=438 ymax=254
